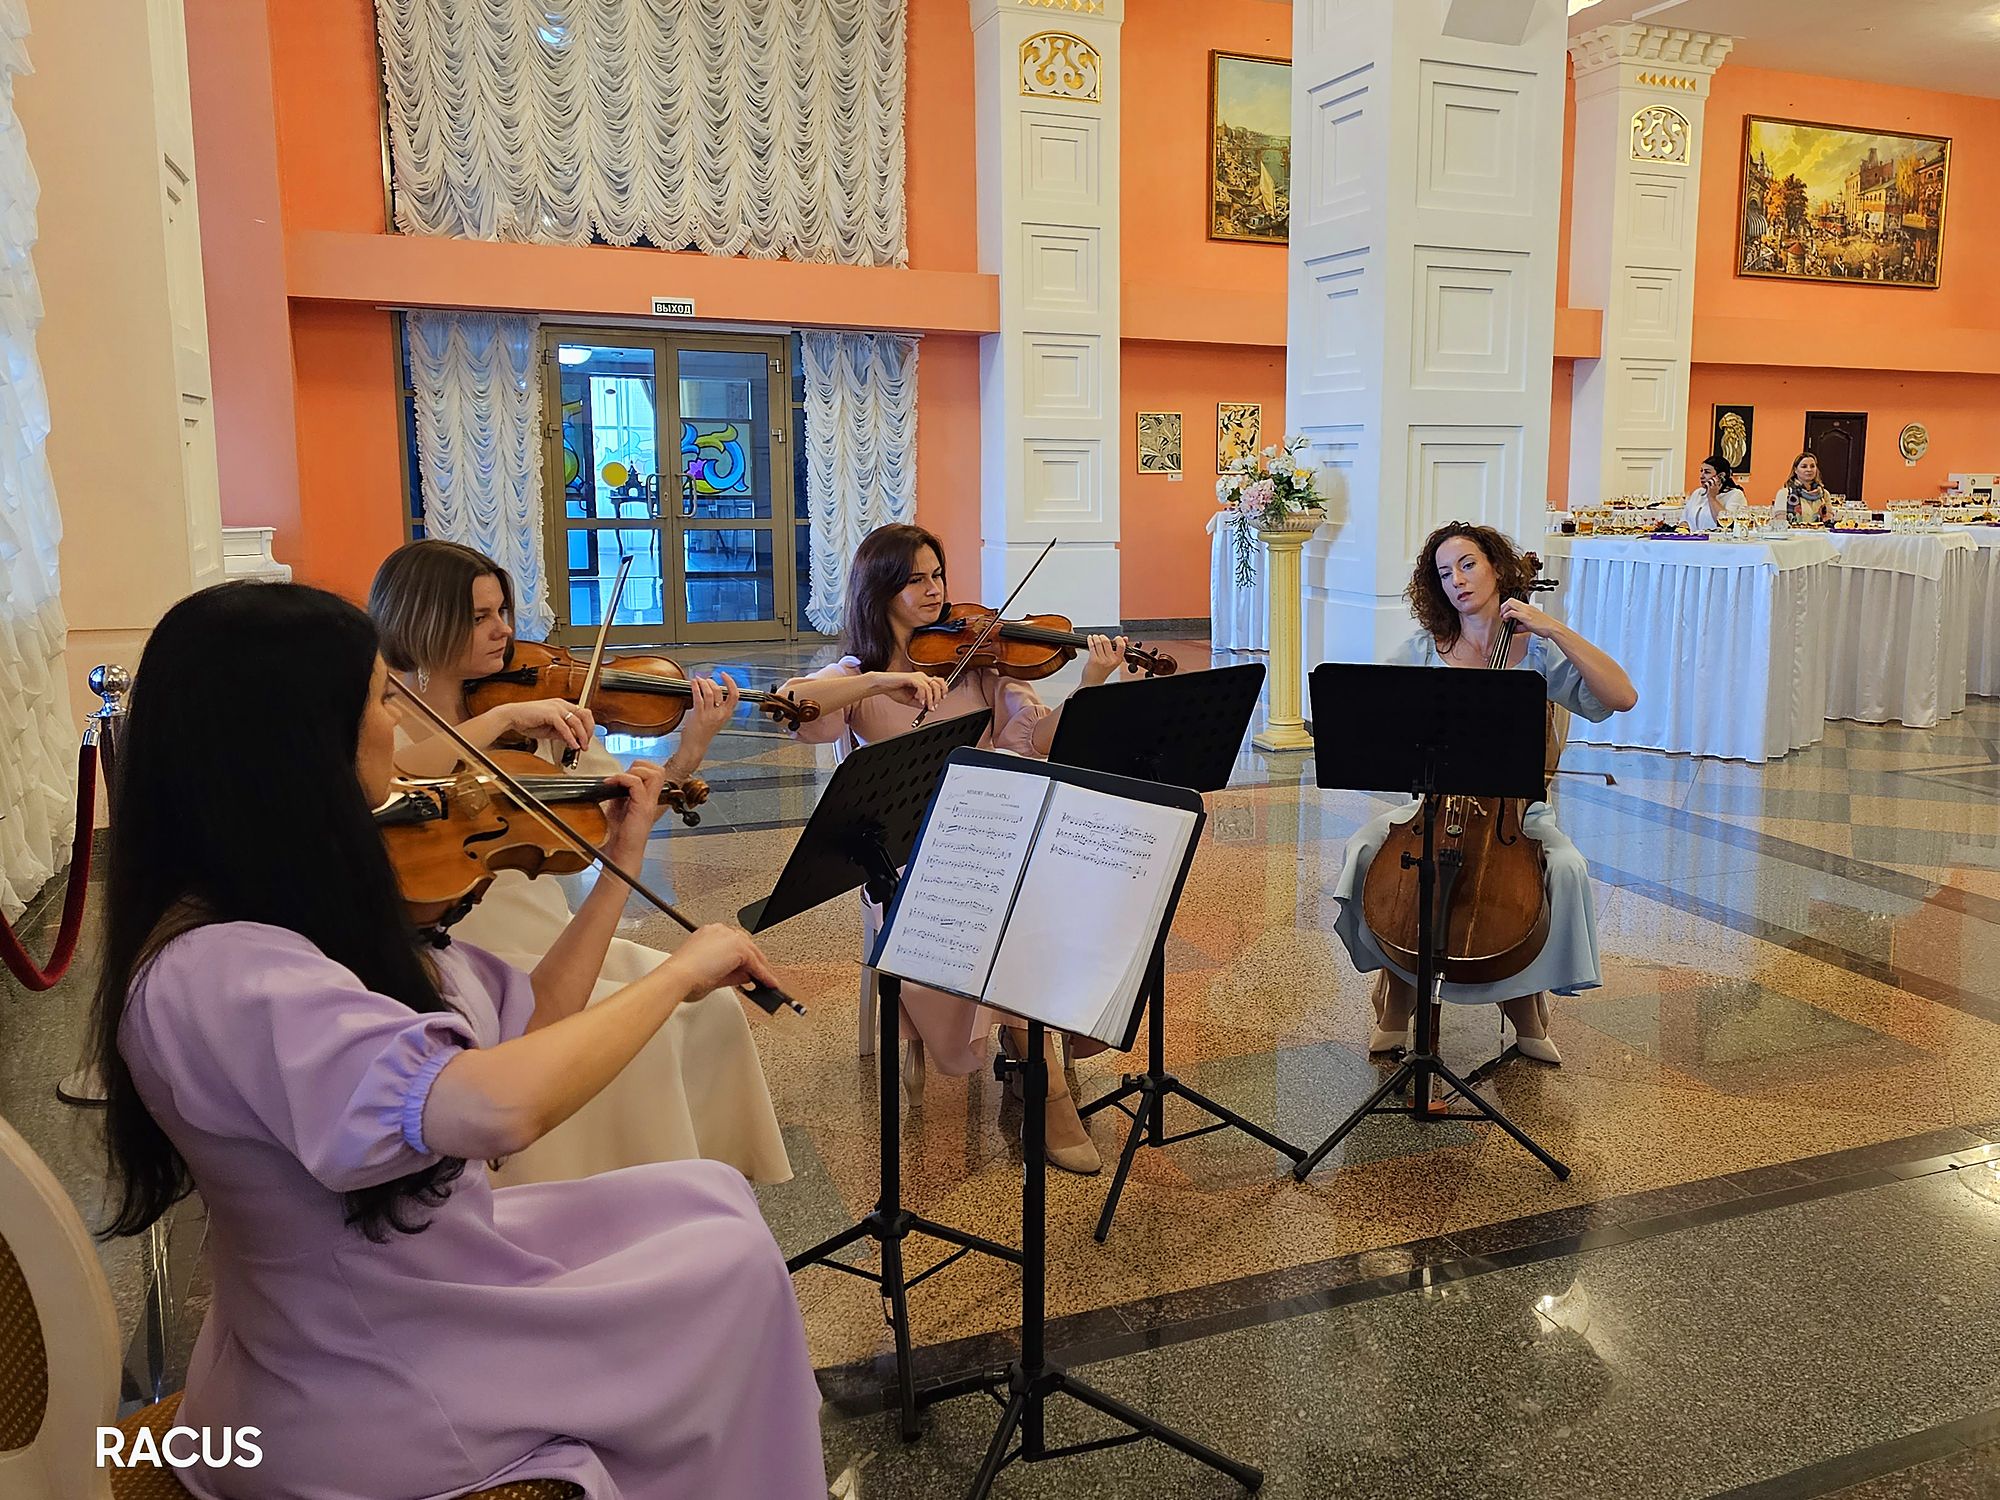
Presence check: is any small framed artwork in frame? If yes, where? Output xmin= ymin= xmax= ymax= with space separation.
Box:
xmin=1737 ymin=116 xmax=1949 ymax=288
xmin=1209 ymin=52 xmax=1291 ymax=245
xmin=1216 ymin=402 xmax=1261 ymax=472
xmin=1711 ymin=404 xmax=1755 ymax=474
xmin=1136 ymin=412 xmax=1182 ymax=475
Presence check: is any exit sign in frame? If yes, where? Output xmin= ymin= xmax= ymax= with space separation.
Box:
xmin=651 ymin=296 xmax=696 ymax=317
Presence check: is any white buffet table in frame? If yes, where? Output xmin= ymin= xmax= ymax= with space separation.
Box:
xmin=1822 ymin=530 xmax=1976 ymax=727
xmin=1208 ymin=511 xmax=1267 ymax=652
xmin=1541 ymin=532 xmax=1837 ymax=763
xmin=1963 ymin=526 xmax=2000 ymax=698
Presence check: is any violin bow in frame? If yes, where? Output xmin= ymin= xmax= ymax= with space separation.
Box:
xmin=910 ymin=535 xmax=1059 ymax=730
xmin=388 ymin=679 xmax=804 ymax=1017
xmin=562 ymin=555 xmax=632 ymax=770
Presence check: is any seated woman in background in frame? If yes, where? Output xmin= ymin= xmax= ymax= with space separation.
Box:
xmin=1683 ymin=454 xmax=1747 ymax=533
xmin=1776 ymin=451 xmax=1834 ymax=525
xmin=773 ymin=523 xmax=1140 ymax=1175
xmin=93 ymin=582 xmax=824 ymax=1500
xmin=368 ymin=539 xmax=789 ymax=1187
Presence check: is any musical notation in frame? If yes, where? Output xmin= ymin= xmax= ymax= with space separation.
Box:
xmin=875 ymin=764 xmax=1037 ymax=991
xmin=1047 ymin=811 xmax=1157 ymax=879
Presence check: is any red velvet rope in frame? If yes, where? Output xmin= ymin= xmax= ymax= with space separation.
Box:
xmin=0 ymin=739 xmax=98 ymax=991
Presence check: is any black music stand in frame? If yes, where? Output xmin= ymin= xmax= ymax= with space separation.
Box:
xmin=887 ymin=750 xmax=1261 ymax=1499
xmin=1293 ymin=664 xmax=1569 ymax=1182
xmin=1048 ymin=664 xmax=1305 ymax=1242
xmin=739 ymin=710 xmax=1022 ymax=1442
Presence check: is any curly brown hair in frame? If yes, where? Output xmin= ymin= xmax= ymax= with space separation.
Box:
xmin=1405 ymin=522 xmax=1532 ymax=653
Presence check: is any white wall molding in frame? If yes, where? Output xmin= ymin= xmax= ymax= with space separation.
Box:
xmin=971 ymin=0 xmax=1122 ymax=621
xmin=1289 ymin=0 xmax=1566 ymax=667
xmin=1566 ymin=23 xmax=1733 ymax=504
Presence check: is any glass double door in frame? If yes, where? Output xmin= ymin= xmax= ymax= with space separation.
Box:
xmin=542 ymin=328 xmax=793 ymax=644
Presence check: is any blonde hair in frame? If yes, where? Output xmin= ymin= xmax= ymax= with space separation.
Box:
xmin=367 ymin=540 xmax=515 ymax=678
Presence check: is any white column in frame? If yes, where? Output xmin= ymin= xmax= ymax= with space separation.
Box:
xmin=1566 ymin=24 xmax=1731 ymax=503
xmin=969 ymin=0 xmax=1121 ymax=626
xmin=1289 ymin=0 xmax=1568 ymax=669
xmin=18 ymin=0 xmax=226 ymax=733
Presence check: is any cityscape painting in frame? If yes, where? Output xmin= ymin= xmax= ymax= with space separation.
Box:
xmin=1738 ymin=116 xmax=1950 ymax=288
xmin=1209 ymin=52 xmax=1290 ymax=245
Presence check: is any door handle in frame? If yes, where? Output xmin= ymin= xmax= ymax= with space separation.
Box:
xmin=681 ymin=471 xmax=696 ymax=517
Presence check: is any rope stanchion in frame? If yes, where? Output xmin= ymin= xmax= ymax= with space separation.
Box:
xmin=0 ymin=739 xmax=97 ymax=990
xmin=0 ymin=664 xmax=125 ymax=992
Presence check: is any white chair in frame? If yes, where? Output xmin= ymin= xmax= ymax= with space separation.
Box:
xmin=0 ymin=1115 xmax=583 ymax=1500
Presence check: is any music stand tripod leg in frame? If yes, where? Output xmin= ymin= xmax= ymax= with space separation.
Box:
xmin=943 ymin=1022 xmax=1263 ymax=1500
xmin=1081 ymin=945 xmax=1307 ymax=1244
xmin=786 ymin=968 xmax=1022 ymax=1442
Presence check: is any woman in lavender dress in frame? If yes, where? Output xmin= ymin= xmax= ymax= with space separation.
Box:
xmin=88 ymin=582 xmax=826 ymax=1500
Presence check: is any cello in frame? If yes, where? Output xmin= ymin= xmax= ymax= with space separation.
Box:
xmin=1360 ymin=555 xmax=1560 ymax=998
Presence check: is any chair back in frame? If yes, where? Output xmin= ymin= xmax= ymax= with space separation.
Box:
xmin=0 ymin=1115 xmax=120 ymax=1500
xmin=1545 ymin=701 xmax=1571 ymax=783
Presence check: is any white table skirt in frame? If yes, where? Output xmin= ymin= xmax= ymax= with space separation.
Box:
xmin=1208 ymin=511 xmax=1267 ymax=652
xmin=1540 ymin=534 xmax=1834 ymax=763
xmin=1822 ymin=532 xmax=1976 ymax=727
xmin=1964 ymin=527 xmax=2000 ymax=697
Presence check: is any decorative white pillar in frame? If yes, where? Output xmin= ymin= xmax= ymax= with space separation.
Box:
xmin=969 ymin=0 xmax=1121 ymax=626
xmin=1566 ymin=25 xmax=1732 ymax=503
xmin=1289 ymin=0 xmax=1568 ymax=669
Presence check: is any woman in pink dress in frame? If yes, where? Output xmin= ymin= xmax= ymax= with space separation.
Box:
xmin=775 ymin=523 xmax=1138 ymax=1175
xmin=89 ymin=581 xmax=826 ymax=1500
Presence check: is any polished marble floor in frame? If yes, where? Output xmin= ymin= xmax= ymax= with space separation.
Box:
xmin=5 ymin=637 xmax=1999 ymax=1497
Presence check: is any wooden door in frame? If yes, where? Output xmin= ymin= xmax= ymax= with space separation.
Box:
xmin=1804 ymin=412 xmax=1868 ymax=505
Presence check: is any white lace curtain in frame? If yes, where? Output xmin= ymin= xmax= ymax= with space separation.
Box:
xmin=801 ymin=329 xmax=917 ymax=634
xmin=375 ymin=0 xmax=909 ymax=268
xmin=406 ymin=311 xmax=554 ymax=639
xmin=0 ymin=1 xmax=75 ymax=920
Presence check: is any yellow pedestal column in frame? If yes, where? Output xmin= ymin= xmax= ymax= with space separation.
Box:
xmin=1251 ymin=517 xmax=1319 ymax=752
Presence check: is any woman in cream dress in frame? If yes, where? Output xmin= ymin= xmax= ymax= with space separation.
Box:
xmin=369 ymin=540 xmax=789 ymax=1186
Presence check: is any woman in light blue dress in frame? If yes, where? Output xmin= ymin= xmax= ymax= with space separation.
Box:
xmin=1330 ymin=522 xmax=1638 ymax=1065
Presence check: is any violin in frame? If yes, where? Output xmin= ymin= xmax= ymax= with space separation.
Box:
xmin=1360 ymin=553 xmax=1560 ymax=1100
xmin=907 ymin=604 xmax=1177 ymax=682
xmin=466 ymin=640 xmax=820 ymax=733
xmin=375 ymin=749 xmax=708 ymax=929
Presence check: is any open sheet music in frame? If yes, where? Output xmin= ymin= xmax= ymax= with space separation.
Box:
xmin=873 ymin=760 xmax=1200 ymax=1047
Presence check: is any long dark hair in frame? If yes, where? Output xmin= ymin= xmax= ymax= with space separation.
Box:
xmin=1406 ymin=522 xmax=1532 ymax=653
xmin=1785 ymin=452 xmax=1820 ymax=493
xmin=91 ymin=582 xmax=465 ymax=1242
xmin=840 ymin=523 xmax=947 ymax=672
xmin=368 ymin=539 xmax=514 ymax=679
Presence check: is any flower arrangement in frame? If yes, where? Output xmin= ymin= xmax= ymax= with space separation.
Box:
xmin=1217 ymin=435 xmax=1323 ymax=586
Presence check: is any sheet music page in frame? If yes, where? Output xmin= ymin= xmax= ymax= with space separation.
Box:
xmin=874 ymin=763 xmax=1047 ymax=997
xmin=982 ymin=782 xmax=1198 ymax=1041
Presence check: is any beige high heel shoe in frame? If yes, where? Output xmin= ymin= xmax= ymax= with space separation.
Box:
xmin=900 ymin=1037 xmax=926 ymax=1103
xmin=998 ymin=1027 xmax=1101 ymax=1176
xmin=1505 ymin=993 xmax=1561 ymax=1065
xmin=1369 ymin=972 xmax=1414 ymax=1054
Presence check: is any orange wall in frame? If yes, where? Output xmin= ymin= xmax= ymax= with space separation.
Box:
xmin=911 ymin=335 xmax=982 ymax=583
xmin=1687 ymin=366 xmax=1999 ymax=505
xmin=187 ymin=0 xmax=304 ymax=557
xmin=1682 ymin=65 xmax=2000 ymax=491
xmin=1121 ymin=341 xmax=1285 ymax=620
xmin=1122 ymin=0 xmax=1289 ymax=336
xmin=288 ymin=304 xmax=406 ymax=599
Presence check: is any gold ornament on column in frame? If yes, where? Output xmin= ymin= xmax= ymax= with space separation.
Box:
xmin=1631 ymin=104 xmax=1691 ymax=163
xmin=1020 ymin=31 xmax=1102 ymax=102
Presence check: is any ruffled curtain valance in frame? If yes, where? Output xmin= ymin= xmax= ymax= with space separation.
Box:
xmin=0 ymin=0 xmax=77 ymax=919
xmin=406 ymin=312 xmax=555 ymax=639
xmin=375 ymin=0 xmax=909 ymax=268
xmin=801 ymin=329 xmax=917 ymax=633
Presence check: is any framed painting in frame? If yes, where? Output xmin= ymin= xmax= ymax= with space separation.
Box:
xmin=1209 ymin=52 xmax=1290 ymax=245
xmin=1136 ymin=411 xmax=1182 ymax=475
xmin=1738 ymin=116 xmax=1949 ymax=288
xmin=1216 ymin=402 xmax=1261 ymax=472
xmin=1711 ymin=404 xmax=1755 ymax=475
